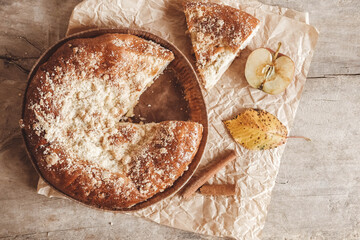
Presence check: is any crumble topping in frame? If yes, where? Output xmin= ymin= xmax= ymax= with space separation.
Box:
xmin=28 ymin=34 xmax=173 ymax=173
xmin=23 ymin=34 xmax=203 ymax=207
xmin=184 ymin=1 xmax=261 ymax=89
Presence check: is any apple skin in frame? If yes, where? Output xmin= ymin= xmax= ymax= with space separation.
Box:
xmin=245 ymin=47 xmax=295 ymax=95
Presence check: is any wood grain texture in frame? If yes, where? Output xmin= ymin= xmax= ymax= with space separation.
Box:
xmin=262 ymin=75 xmax=360 ymax=239
xmin=1 ymin=0 xmax=359 ymax=239
xmin=261 ymin=0 xmax=360 ymax=78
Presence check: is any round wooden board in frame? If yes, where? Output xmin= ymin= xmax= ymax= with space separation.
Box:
xmin=21 ymin=28 xmax=208 ymax=211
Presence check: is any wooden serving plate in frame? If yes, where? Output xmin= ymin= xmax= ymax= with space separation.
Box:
xmin=21 ymin=28 xmax=208 ymax=211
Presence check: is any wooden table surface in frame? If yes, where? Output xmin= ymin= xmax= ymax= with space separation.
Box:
xmin=1 ymin=0 xmax=359 ymax=239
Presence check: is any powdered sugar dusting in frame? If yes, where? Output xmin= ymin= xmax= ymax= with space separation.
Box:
xmin=28 ymin=34 xmax=174 ymax=171
xmin=184 ymin=1 xmax=261 ymax=89
xmin=23 ymin=33 xmax=203 ymax=208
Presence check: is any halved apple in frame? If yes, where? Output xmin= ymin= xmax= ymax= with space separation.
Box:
xmin=245 ymin=43 xmax=295 ymax=95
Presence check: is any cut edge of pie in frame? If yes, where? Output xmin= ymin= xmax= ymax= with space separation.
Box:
xmin=21 ymin=33 xmax=203 ymax=209
xmin=184 ymin=1 xmax=261 ymax=90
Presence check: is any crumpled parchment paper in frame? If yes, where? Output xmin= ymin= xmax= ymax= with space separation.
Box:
xmin=37 ymin=0 xmax=319 ymax=239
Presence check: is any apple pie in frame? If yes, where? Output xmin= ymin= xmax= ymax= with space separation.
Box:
xmin=21 ymin=34 xmax=203 ymax=209
xmin=184 ymin=1 xmax=261 ymax=89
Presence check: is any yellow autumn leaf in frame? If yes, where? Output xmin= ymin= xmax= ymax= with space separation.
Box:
xmin=224 ymin=108 xmax=288 ymax=150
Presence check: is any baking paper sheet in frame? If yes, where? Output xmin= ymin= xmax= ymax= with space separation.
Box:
xmin=37 ymin=0 xmax=319 ymax=238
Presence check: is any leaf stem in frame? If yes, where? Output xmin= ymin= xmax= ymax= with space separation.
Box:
xmin=272 ymin=133 xmax=311 ymax=142
xmin=286 ymin=135 xmax=312 ymax=142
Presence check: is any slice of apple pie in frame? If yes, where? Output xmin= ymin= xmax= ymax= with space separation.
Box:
xmin=184 ymin=1 xmax=261 ymax=89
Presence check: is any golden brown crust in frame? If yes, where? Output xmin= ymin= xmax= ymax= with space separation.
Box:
xmin=22 ymin=34 xmax=203 ymax=209
xmin=184 ymin=1 xmax=260 ymax=50
xmin=27 ymin=121 xmax=202 ymax=209
xmin=128 ymin=121 xmax=203 ymax=200
xmin=184 ymin=1 xmax=260 ymax=89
